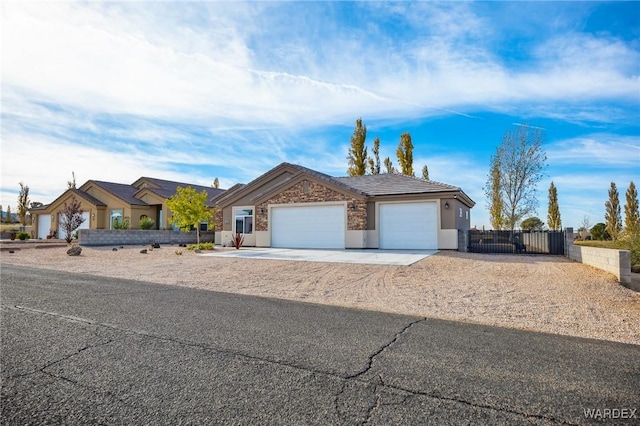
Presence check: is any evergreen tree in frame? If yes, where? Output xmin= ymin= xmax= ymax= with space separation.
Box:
xmin=212 ymin=177 xmax=220 ymax=189
xmin=17 ymin=182 xmax=30 ymax=228
xmin=396 ymin=132 xmax=414 ymax=176
xmin=421 ymin=165 xmax=429 ymax=180
xmin=347 ymin=118 xmax=368 ymax=176
xmin=485 ymin=157 xmax=504 ymax=230
xmin=521 ymin=217 xmax=544 ymax=231
xmin=547 ymin=181 xmax=562 ymax=231
xmin=383 ymin=157 xmax=396 ymax=174
xmin=367 ymin=136 xmax=381 ymax=175
xmin=604 ymin=182 xmax=622 ymax=241
xmin=624 ymin=181 xmax=639 ymax=236
xmin=5 ymin=205 xmax=12 ymax=223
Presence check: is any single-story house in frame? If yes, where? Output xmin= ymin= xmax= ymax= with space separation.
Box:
xmin=212 ymin=162 xmax=474 ymax=250
xmin=31 ymin=177 xmax=224 ymax=240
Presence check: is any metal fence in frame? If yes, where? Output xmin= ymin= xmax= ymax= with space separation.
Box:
xmin=467 ymin=230 xmax=564 ymax=255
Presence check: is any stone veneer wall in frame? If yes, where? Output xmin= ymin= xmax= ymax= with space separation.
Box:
xmin=215 ymin=210 xmax=223 ymax=232
xmin=255 ymin=181 xmax=366 ymax=232
xmin=79 ymin=229 xmax=215 ymax=246
xmin=564 ymin=228 xmax=631 ymax=285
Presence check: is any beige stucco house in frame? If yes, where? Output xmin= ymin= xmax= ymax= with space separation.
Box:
xmin=213 ymin=163 xmax=474 ymax=250
xmin=31 ymin=177 xmax=224 ymax=240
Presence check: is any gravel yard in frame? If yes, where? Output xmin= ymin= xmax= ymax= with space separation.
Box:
xmin=1 ymin=245 xmax=638 ymax=345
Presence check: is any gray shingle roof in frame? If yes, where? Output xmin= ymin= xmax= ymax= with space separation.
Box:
xmin=335 ymin=174 xmax=460 ymax=196
xmin=90 ymin=181 xmax=149 ymax=205
xmin=141 ymin=177 xmax=225 ymax=205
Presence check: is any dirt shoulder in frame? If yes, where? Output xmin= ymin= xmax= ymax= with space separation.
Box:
xmin=1 ymin=245 xmax=638 ymax=345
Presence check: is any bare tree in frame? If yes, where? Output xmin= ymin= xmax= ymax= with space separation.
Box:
xmin=485 ymin=125 xmax=547 ymax=231
xmin=579 ymin=215 xmax=592 ymax=240
xmin=58 ymin=196 xmax=85 ymax=243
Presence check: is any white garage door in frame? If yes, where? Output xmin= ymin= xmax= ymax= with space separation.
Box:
xmin=379 ymin=202 xmax=437 ymax=249
xmin=37 ymin=214 xmax=51 ymax=239
xmin=58 ymin=212 xmax=90 ymax=240
xmin=271 ymin=205 xmax=345 ymax=249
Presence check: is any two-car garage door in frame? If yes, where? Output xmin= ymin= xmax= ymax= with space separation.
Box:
xmin=379 ymin=202 xmax=437 ymax=249
xmin=269 ymin=202 xmax=438 ymax=250
xmin=271 ymin=205 xmax=345 ymax=249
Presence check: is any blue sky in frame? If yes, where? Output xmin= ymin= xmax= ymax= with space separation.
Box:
xmin=1 ymin=1 xmax=638 ymax=229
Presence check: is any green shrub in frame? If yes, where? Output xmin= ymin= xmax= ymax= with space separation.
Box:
xmin=187 ymin=242 xmax=214 ymax=251
xmin=138 ymin=217 xmax=155 ymax=230
xmin=112 ymin=217 xmax=130 ymax=230
xmin=616 ymin=232 xmax=640 ymax=267
xmin=17 ymin=232 xmax=30 ymax=240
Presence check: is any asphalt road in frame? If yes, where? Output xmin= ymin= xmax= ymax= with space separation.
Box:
xmin=1 ymin=265 xmax=638 ymax=425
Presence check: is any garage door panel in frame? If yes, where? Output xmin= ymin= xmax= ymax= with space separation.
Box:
xmin=37 ymin=215 xmax=52 ymax=239
xmin=380 ymin=202 xmax=437 ymax=249
xmin=271 ymin=205 xmax=345 ymax=249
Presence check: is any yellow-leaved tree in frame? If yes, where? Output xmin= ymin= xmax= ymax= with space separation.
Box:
xmin=165 ymin=186 xmax=213 ymax=245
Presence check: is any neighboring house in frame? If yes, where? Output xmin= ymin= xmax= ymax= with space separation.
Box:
xmin=212 ymin=162 xmax=474 ymax=250
xmin=31 ymin=177 xmax=224 ymax=240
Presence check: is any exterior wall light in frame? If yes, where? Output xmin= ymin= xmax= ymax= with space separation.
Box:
xmin=444 ymin=202 xmax=450 ymax=209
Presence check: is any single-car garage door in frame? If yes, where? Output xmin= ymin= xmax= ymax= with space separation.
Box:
xmin=37 ymin=214 xmax=51 ymax=239
xmin=379 ymin=202 xmax=437 ymax=249
xmin=271 ymin=205 xmax=345 ymax=249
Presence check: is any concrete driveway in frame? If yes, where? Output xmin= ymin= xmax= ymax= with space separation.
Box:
xmin=201 ymin=248 xmax=438 ymax=266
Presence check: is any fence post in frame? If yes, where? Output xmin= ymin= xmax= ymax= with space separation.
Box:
xmin=457 ymin=230 xmax=468 ymax=252
xmin=564 ymin=227 xmax=574 ymax=259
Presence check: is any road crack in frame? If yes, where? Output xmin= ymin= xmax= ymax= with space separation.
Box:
xmin=335 ymin=318 xmax=425 ymax=424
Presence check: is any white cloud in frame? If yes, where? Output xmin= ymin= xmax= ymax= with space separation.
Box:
xmin=547 ymin=134 xmax=640 ymax=167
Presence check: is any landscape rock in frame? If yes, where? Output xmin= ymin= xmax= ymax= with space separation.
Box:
xmin=67 ymin=246 xmax=82 ymax=256
xmin=112 ymin=247 xmax=118 ymax=251
xmin=140 ymin=249 xmax=147 ymax=254
xmin=152 ymin=243 xmax=160 ymax=249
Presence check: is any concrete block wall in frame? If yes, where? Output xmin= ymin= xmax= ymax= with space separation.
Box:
xmin=564 ymin=228 xmax=631 ymax=285
xmin=79 ymin=229 xmax=215 ymax=246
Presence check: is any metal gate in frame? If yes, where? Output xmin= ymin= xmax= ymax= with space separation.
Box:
xmin=467 ymin=230 xmax=564 ymax=255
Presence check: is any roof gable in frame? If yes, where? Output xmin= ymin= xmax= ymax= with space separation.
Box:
xmin=214 ymin=163 xmax=366 ymax=207
xmin=42 ymin=188 xmax=106 ymax=213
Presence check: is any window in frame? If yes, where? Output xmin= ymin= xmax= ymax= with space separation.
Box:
xmin=465 ymin=211 xmax=469 ymax=220
xmin=199 ymin=222 xmax=208 ymax=232
xmin=234 ymin=208 xmax=253 ymax=234
xmin=110 ymin=209 xmax=123 ymax=229
xmin=459 ymin=208 xmax=463 ymax=218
